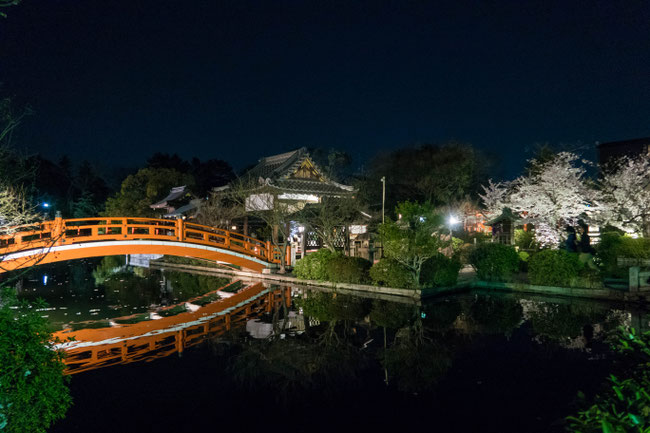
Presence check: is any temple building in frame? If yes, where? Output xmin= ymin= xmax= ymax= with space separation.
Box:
xmin=239 ymin=147 xmax=369 ymax=261
xmin=243 ymin=147 xmax=355 ymax=204
xmin=150 ymin=185 xmax=199 ymax=219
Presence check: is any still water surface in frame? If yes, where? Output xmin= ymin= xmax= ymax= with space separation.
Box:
xmin=14 ymin=257 xmax=650 ymax=433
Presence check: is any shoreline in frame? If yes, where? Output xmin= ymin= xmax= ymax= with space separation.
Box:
xmin=148 ymin=260 xmax=648 ymax=304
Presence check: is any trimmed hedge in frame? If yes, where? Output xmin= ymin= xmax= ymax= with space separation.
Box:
xmin=419 ymin=253 xmax=462 ymax=287
xmin=597 ymin=232 xmax=650 ymax=278
xmin=468 ymin=243 xmax=519 ymax=282
xmin=293 ymin=249 xmax=338 ymax=280
xmin=326 ymin=256 xmax=372 ymax=284
xmin=528 ymin=249 xmax=583 ymax=287
xmin=369 ymin=258 xmax=415 ymax=289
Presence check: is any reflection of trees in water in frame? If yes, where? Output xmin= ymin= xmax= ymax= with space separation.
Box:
xmin=370 ymin=300 xmax=417 ymax=329
xmin=162 ymin=271 xmax=230 ymax=300
xmin=91 ymin=256 xmax=126 ymax=285
xmin=465 ymin=294 xmax=524 ymax=336
xmin=93 ymin=255 xmax=231 ymax=313
xmin=228 ymin=333 xmax=367 ymax=402
xmin=227 ymin=289 xmax=633 ymax=399
xmin=383 ymin=325 xmax=455 ymax=393
xmin=422 ymin=299 xmax=462 ymax=331
xmin=297 ymin=291 xmax=371 ymax=323
xmin=528 ymin=302 xmax=609 ymax=341
xmin=220 ymin=290 xmax=370 ymax=403
xmin=102 ymin=271 xmax=161 ymax=310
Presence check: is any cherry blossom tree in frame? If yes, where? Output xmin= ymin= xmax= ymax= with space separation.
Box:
xmin=479 ymin=179 xmax=511 ymax=220
xmin=599 ymin=154 xmax=650 ymax=237
xmin=480 ymin=152 xmax=602 ymax=248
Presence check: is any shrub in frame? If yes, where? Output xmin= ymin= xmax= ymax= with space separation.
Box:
xmin=419 ymin=253 xmax=462 ymax=287
xmin=325 ymin=256 xmax=371 ymax=284
xmin=468 ymin=243 xmax=519 ymax=282
xmin=518 ymin=251 xmax=530 ymax=272
xmin=292 ymin=249 xmax=338 ymax=280
xmin=514 ymin=228 xmax=537 ymax=250
xmin=528 ymin=249 xmax=583 ymax=287
xmin=597 ymin=232 xmax=650 ymax=277
xmin=369 ymin=258 xmax=415 ymax=289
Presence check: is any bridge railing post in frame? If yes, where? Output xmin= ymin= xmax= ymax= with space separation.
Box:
xmin=266 ymin=241 xmax=272 ymax=261
xmin=52 ymin=215 xmax=64 ymax=246
xmin=176 ymin=218 xmax=184 ymax=242
xmin=285 ymin=244 xmax=292 ymax=266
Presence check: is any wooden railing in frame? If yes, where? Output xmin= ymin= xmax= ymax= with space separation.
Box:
xmin=0 ymin=217 xmax=290 ymax=265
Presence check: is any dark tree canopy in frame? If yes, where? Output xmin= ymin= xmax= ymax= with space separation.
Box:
xmin=146 ymin=153 xmax=235 ymax=197
xmin=356 ymin=142 xmax=489 ymax=215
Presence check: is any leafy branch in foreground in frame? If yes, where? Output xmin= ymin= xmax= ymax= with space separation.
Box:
xmin=0 ymin=288 xmax=71 ymax=433
xmin=566 ymin=328 xmax=650 ymax=433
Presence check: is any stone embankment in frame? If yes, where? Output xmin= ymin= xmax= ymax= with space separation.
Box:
xmin=149 ymin=260 xmax=647 ymax=303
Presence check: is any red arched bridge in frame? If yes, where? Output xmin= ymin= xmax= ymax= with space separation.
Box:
xmin=0 ymin=217 xmax=289 ymax=273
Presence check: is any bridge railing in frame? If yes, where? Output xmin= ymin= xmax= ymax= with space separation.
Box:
xmin=0 ymin=217 xmax=289 ymax=265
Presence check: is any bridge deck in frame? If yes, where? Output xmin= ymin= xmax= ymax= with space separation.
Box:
xmin=0 ymin=217 xmax=289 ymax=273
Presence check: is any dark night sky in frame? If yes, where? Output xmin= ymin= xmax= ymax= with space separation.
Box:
xmin=1 ymin=0 xmax=650 ymax=177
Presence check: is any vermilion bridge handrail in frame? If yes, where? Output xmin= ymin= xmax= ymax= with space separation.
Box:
xmin=0 ymin=217 xmax=289 ymax=265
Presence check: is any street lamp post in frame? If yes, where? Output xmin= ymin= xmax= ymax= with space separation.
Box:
xmin=381 ymin=176 xmax=386 ymax=226
xmin=380 ymin=176 xmax=386 ymax=258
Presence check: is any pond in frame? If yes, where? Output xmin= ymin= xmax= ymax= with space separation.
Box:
xmin=11 ymin=257 xmax=650 ymax=433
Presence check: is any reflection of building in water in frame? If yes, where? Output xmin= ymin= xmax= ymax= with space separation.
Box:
xmin=246 ymin=311 xmax=306 ymax=339
xmin=54 ymin=282 xmax=291 ymax=375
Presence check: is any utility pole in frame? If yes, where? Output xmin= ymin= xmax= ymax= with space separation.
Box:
xmin=381 ymin=176 xmax=385 ymax=225
xmin=380 ymin=176 xmax=386 ymax=258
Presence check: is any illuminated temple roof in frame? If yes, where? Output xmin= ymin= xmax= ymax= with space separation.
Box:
xmin=244 ymin=147 xmax=354 ymax=197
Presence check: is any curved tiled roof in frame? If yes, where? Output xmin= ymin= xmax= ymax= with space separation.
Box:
xmin=244 ymin=147 xmax=355 ymax=196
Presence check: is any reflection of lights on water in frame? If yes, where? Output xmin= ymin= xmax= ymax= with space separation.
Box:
xmin=43 ymin=275 xmax=48 ymax=285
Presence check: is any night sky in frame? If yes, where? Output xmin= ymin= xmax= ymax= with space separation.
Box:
xmin=2 ymin=0 xmax=650 ymax=177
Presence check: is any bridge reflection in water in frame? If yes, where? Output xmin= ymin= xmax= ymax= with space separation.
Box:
xmin=53 ymin=281 xmax=291 ymax=375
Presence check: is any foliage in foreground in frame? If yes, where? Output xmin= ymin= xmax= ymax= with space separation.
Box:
xmin=0 ymin=291 xmax=71 ymax=432
xmin=567 ymin=328 xmax=650 ymax=433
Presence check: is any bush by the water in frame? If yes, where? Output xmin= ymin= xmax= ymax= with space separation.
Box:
xmin=468 ymin=243 xmax=519 ymax=281
xmin=597 ymin=232 xmax=650 ymax=278
xmin=292 ymin=249 xmax=338 ymax=280
xmin=419 ymin=253 xmax=462 ymax=287
xmin=325 ymin=255 xmax=371 ymax=284
xmin=369 ymin=258 xmax=415 ymax=289
xmin=528 ymin=249 xmax=583 ymax=287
